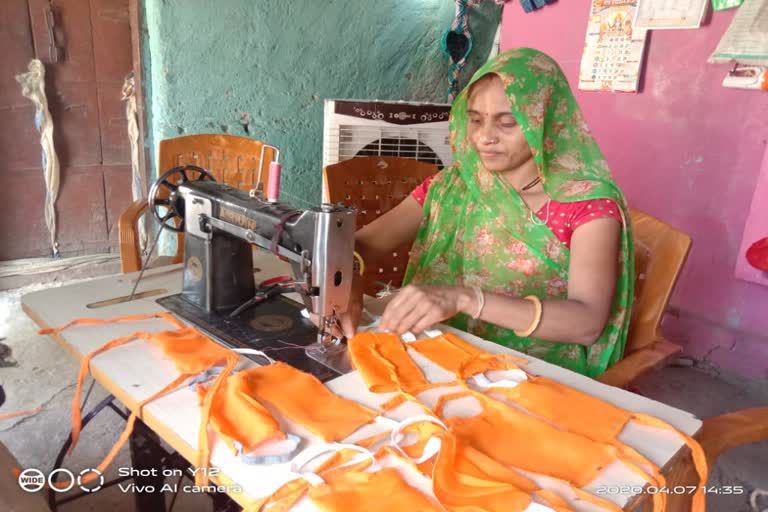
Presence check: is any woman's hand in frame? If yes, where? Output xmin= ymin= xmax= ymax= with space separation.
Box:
xmin=309 ymin=271 xmax=365 ymax=339
xmin=379 ymin=285 xmax=475 ymax=335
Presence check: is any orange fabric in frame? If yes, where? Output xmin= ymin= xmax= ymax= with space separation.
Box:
xmin=485 ymin=378 xmax=668 ymax=509
xmin=40 ymin=313 xmax=234 ymax=452
xmin=383 ymin=420 xmax=621 ymax=512
xmin=247 ymin=448 xmax=375 ymax=512
xmin=232 ymin=362 xmax=378 ymax=442
xmin=40 ymin=313 xmax=238 ymax=487
xmin=308 ymin=467 xmax=442 ymax=512
xmin=195 ymin=371 xmax=284 ymax=454
xmin=485 ymin=375 xmax=711 ymax=511
xmin=195 ymin=355 xmax=238 ymax=486
xmin=442 ymin=389 xmax=668 ymax=510
xmin=148 ymin=326 xmax=235 ymax=373
xmin=488 ymin=376 xmax=631 ymax=443
xmin=52 ymin=373 xmax=190 ymax=489
xmin=349 ymin=332 xmax=666 ymax=509
xmin=348 ymin=332 xmax=430 ymax=393
xmin=354 ymin=430 xmax=391 ymax=450
xmin=38 ymin=312 xmax=186 ymax=335
xmin=429 ymin=433 xmax=571 ymax=512
xmin=634 ymin=412 xmax=709 ymax=512
xmin=450 ymin=442 xmax=622 ymax=512
xmin=409 ymin=333 xmax=527 ymax=378
xmin=0 ymin=406 xmax=43 ymax=421
xmin=407 ymin=333 xmax=706 ymax=512
xmin=436 ymin=391 xmax=618 ymax=489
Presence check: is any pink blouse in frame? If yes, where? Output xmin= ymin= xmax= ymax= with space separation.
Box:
xmin=411 ymin=175 xmax=622 ymax=248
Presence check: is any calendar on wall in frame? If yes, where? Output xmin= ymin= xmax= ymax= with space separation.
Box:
xmin=633 ymin=0 xmax=709 ymax=30
xmin=578 ymin=0 xmax=649 ymax=93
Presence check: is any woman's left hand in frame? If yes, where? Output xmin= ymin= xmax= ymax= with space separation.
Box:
xmin=379 ymin=285 xmax=475 ymax=335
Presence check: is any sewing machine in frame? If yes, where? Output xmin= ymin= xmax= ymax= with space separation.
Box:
xmin=146 ymin=163 xmax=356 ymax=379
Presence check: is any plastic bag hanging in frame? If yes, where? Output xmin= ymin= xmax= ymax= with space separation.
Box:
xmin=443 ymin=0 xmax=475 ymax=102
xmin=16 ymin=59 xmax=61 ymax=257
xmin=122 ymin=73 xmax=148 ymax=251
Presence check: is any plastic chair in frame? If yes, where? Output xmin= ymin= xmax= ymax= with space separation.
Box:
xmin=594 ymin=211 xmax=768 ymax=505
xmin=597 ymin=208 xmax=692 ymax=388
xmin=323 ymin=156 xmax=438 ymax=296
xmin=118 ymin=134 xmax=276 ymax=272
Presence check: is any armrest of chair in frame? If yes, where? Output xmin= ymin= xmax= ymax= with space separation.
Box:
xmin=595 ymin=337 xmax=682 ymax=389
xmin=699 ymin=406 xmax=768 ymax=466
xmin=118 ymin=199 xmax=148 ymax=273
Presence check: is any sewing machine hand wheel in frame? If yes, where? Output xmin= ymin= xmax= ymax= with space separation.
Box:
xmin=148 ymin=165 xmax=216 ymax=233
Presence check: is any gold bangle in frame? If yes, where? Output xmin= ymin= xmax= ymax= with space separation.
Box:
xmin=514 ymin=295 xmax=542 ymax=337
xmin=353 ymin=251 xmax=365 ymax=276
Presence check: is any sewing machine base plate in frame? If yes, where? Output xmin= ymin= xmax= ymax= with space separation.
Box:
xmin=156 ymin=294 xmax=343 ymax=382
xmin=305 ymin=342 xmax=353 ymax=375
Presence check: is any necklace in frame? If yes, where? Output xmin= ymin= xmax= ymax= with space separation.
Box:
xmin=521 ymin=175 xmax=541 ymax=191
xmin=519 ymin=175 xmax=549 ymax=225
xmin=530 ymin=199 xmax=551 ymax=226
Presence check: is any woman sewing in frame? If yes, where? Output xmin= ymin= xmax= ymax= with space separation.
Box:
xmin=343 ymin=48 xmax=634 ymax=377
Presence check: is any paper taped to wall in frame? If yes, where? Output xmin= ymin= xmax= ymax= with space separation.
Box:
xmin=710 ymin=0 xmax=768 ymax=65
xmin=633 ymin=0 xmax=709 ymax=30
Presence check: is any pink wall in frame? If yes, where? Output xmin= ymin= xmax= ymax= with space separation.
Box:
xmin=501 ymin=1 xmax=768 ymax=378
xmin=736 ymin=149 xmax=768 ymax=287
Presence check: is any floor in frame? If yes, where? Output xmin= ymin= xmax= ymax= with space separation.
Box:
xmin=1 ymin=275 xmax=766 ymax=512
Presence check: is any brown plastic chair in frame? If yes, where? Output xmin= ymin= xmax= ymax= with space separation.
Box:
xmin=118 ymin=134 xmax=276 ymax=272
xmin=593 ymin=211 xmax=768 ymax=502
xmin=323 ymin=156 xmax=438 ymax=296
xmin=597 ymin=208 xmax=692 ymax=388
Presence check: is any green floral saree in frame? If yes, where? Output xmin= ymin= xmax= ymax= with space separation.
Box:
xmin=403 ymin=48 xmax=634 ymax=377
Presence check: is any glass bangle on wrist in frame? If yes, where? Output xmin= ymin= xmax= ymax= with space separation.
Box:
xmin=514 ymin=295 xmax=543 ymax=337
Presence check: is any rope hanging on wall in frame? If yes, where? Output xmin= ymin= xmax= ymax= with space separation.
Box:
xmin=16 ymin=60 xmax=61 ymax=257
xmin=122 ymin=73 xmax=148 ymax=252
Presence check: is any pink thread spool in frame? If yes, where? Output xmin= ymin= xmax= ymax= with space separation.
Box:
xmin=267 ymin=161 xmax=281 ymax=202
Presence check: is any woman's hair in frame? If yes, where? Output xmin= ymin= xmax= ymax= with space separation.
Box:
xmin=466 ymin=72 xmax=502 ymax=101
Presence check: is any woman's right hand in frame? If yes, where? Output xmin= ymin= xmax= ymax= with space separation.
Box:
xmin=326 ymin=193 xmax=424 ymax=338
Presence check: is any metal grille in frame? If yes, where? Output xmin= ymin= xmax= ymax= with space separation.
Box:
xmin=325 ymin=125 xmax=451 ymax=169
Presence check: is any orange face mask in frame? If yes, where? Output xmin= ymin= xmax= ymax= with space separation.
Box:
xmin=195 ymin=369 xmax=285 ymax=456
xmin=407 ymin=333 xmax=708 ymax=512
xmin=383 ymin=416 xmax=616 ymax=512
xmin=348 ymin=332 xmax=430 ymax=393
xmin=436 ymin=392 xmax=617 ymax=488
xmin=248 ymin=445 xmax=424 ymax=512
xmin=483 ymin=375 xmax=708 ymax=512
xmin=408 ymin=332 xmax=527 ymax=378
xmin=352 ymin=330 xmax=673 ymax=511
xmin=228 ymin=362 xmax=379 ymax=442
xmin=307 ymin=467 xmax=442 ymax=512
xmin=429 ymin=432 xmax=576 ymax=512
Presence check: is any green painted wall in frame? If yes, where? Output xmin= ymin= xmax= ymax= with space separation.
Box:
xmin=142 ymin=0 xmax=501 ymax=208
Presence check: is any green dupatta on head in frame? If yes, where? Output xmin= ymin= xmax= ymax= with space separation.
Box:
xmin=403 ymin=48 xmax=634 ymax=377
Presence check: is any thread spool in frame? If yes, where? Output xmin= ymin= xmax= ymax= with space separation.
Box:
xmin=267 ymin=161 xmax=281 ymax=202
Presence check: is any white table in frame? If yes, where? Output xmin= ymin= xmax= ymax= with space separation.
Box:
xmin=22 ymin=254 xmax=702 ymax=512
